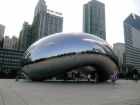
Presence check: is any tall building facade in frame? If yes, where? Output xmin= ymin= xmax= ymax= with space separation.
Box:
xmin=0 ymin=24 xmax=5 ymax=48
xmin=83 ymin=0 xmax=106 ymax=40
xmin=18 ymin=22 xmax=32 ymax=51
xmin=0 ymin=24 xmax=5 ymax=42
xmin=31 ymin=0 xmax=63 ymax=44
xmin=0 ymin=38 xmax=4 ymax=48
xmin=123 ymin=13 xmax=140 ymax=73
xmin=34 ymin=0 xmax=47 ymax=18
xmin=3 ymin=36 xmax=13 ymax=49
xmin=113 ymin=42 xmax=125 ymax=64
xmin=12 ymin=36 xmax=18 ymax=50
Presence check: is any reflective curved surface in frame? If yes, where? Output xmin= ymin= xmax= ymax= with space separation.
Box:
xmin=21 ymin=33 xmax=119 ymax=81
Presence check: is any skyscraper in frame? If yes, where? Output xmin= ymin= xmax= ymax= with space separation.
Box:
xmin=34 ymin=0 xmax=47 ymax=18
xmin=0 ymin=24 xmax=5 ymax=48
xmin=31 ymin=0 xmax=63 ymax=44
xmin=123 ymin=13 xmax=140 ymax=73
xmin=18 ymin=22 xmax=32 ymax=51
xmin=83 ymin=0 xmax=106 ymax=40
xmin=0 ymin=24 xmax=5 ymax=42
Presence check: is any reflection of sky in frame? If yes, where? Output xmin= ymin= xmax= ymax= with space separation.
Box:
xmin=27 ymin=33 xmax=107 ymax=61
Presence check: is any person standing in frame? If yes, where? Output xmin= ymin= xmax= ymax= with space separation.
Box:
xmin=135 ymin=74 xmax=138 ymax=82
xmin=94 ymin=72 xmax=98 ymax=84
xmin=111 ymin=73 xmax=116 ymax=86
xmin=87 ymin=73 xmax=91 ymax=82
xmin=76 ymin=72 xmax=81 ymax=82
xmin=133 ymin=74 xmax=136 ymax=82
xmin=68 ymin=73 xmax=71 ymax=81
xmin=15 ymin=70 xmax=21 ymax=81
xmin=115 ymin=75 xmax=117 ymax=81
xmin=63 ymin=73 xmax=68 ymax=82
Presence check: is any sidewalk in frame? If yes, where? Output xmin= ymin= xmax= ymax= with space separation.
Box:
xmin=0 ymin=79 xmax=140 ymax=105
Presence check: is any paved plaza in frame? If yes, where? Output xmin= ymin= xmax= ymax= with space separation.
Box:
xmin=0 ymin=79 xmax=140 ymax=105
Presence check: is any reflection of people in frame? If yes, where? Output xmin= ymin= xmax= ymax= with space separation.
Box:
xmin=15 ymin=70 xmax=21 ymax=81
xmin=87 ymin=73 xmax=91 ymax=82
xmin=94 ymin=72 xmax=98 ymax=84
xmin=111 ymin=73 xmax=116 ymax=86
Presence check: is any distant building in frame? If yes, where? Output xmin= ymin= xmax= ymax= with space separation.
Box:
xmin=18 ymin=22 xmax=32 ymax=51
xmin=0 ymin=24 xmax=5 ymax=48
xmin=0 ymin=48 xmax=24 ymax=76
xmin=0 ymin=24 xmax=5 ymax=42
xmin=113 ymin=42 xmax=125 ymax=64
xmin=83 ymin=0 xmax=106 ymax=40
xmin=3 ymin=36 xmax=12 ymax=49
xmin=0 ymin=38 xmax=4 ymax=48
xmin=31 ymin=0 xmax=63 ymax=44
xmin=12 ymin=36 xmax=18 ymax=50
xmin=123 ymin=13 xmax=140 ymax=73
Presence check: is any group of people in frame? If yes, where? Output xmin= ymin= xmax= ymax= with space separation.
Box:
xmin=87 ymin=72 xmax=98 ymax=83
xmin=63 ymin=72 xmax=98 ymax=83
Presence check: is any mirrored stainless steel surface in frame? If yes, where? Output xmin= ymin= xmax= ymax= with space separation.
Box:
xmin=21 ymin=33 xmax=119 ymax=81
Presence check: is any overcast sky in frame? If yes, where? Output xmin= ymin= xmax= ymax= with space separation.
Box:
xmin=0 ymin=0 xmax=140 ymax=47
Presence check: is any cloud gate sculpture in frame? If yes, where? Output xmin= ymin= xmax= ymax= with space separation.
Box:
xmin=21 ymin=33 xmax=118 ymax=81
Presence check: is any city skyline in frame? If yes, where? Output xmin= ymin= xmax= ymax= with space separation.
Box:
xmin=0 ymin=0 xmax=140 ymax=47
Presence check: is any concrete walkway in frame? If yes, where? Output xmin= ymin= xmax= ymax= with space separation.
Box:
xmin=0 ymin=79 xmax=140 ymax=105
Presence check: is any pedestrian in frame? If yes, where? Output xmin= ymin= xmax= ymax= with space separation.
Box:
xmin=15 ymin=70 xmax=21 ymax=81
xmin=63 ymin=73 xmax=67 ymax=82
xmin=94 ymin=72 xmax=98 ymax=84
xmin=133 ymin=74 xmax=136 ymax=82
xmin=76 ymin=72 xmax=81 ymax=82
xmin=135 ymin=74 xmax=138 ymax=82
xmin=115 ymin=75 xmax=117 ymax=81
xmin=87 ymin=73 xmax=91 ymax=82
xmin=72 ymin=73 xmax=76 ymax=81
xmin=68 ymin=73 xmax=71 ymax=81
xmin=110 ymin=73 xmax=116 ymax=86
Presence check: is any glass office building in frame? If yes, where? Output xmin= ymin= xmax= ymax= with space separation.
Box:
xmin=83 ymin=0 xmax=106 ymax=40
xmin=123 ymin=13 xmax=140 ymax=73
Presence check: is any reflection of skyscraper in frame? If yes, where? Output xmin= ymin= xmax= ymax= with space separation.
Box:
xmin=83 ymin=0 xmax=106 ymax=40
xmin=123 ymin=13 xmax=140 ymax=73
xmin=31 ymin=0 xmax=63 ymax=44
